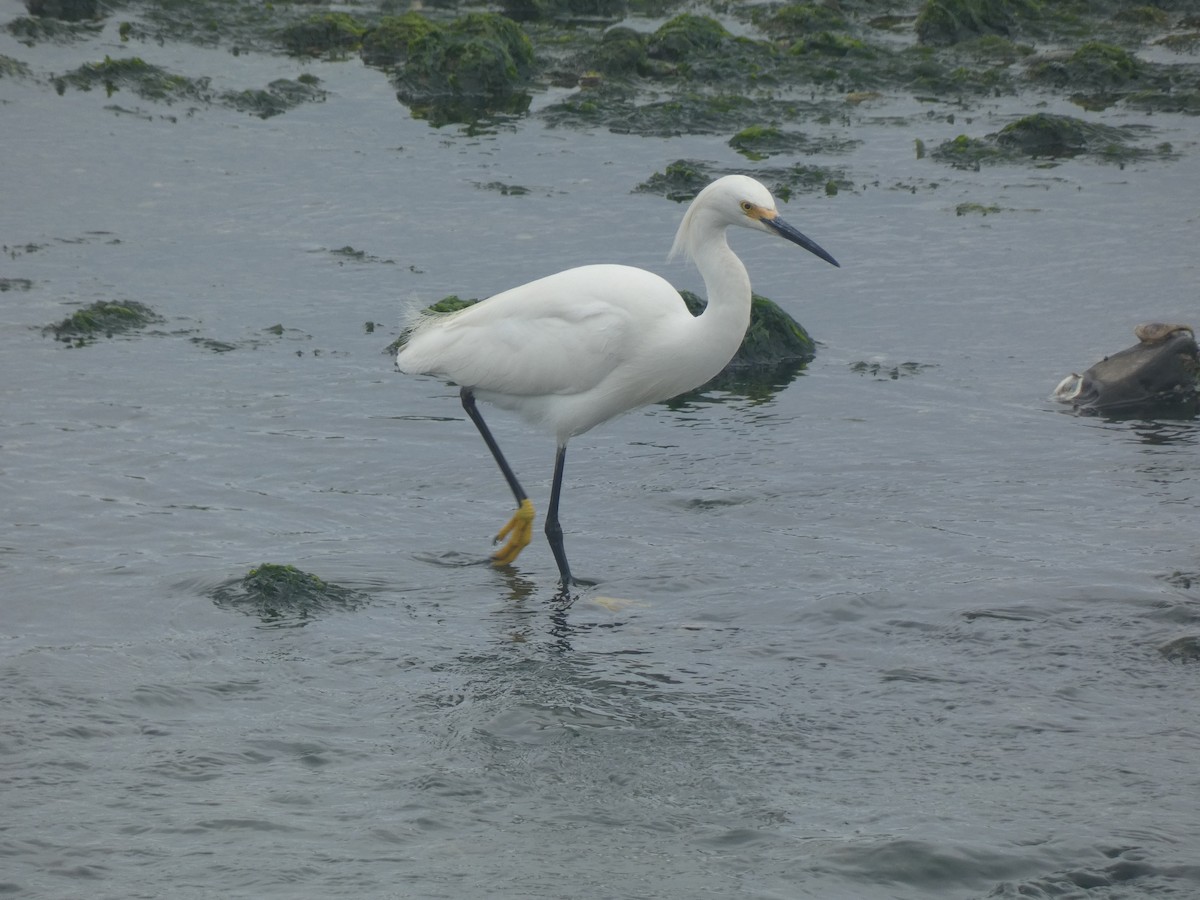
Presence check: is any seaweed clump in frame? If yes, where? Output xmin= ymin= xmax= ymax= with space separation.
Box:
xmin=1027 ymin=42 xmax=1142 ymax=89
xmin=360 ymin=13 xmax=438 ymax=68
xmin=915 ymin=0 xmax=1038 ymax=47
xmin=932 ymin=113 xmax=1162 ymax=168
xmin=387 ymin=13 xmax=537 ymax=126
xmin=280 ymin=12 xmax=367 ymax=57
xmin=54 ymin=55 xmax=212 ymax=102
xmin=25 ymin=0 xmax=100 ymax=21
xmin=210 ymin=564 xmax=370 ymax=627
xmin=223 ymin=75 xmax=325 ymax=119
xmin=43 ymin=300 xmax=163 ymax=345
xmin=636 ymin=159 xmax=850 ymax=202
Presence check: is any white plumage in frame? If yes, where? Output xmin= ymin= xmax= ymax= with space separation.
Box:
xmin=397 ymin=174 xmax=839 ymax=590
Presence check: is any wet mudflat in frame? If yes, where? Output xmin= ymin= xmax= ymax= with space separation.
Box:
xmin=2 ymin=1 xmax=1200 ymax=897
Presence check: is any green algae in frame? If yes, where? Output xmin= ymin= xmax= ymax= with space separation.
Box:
xmin=585 ymin=26 xmax=651 ymax=77
xmin=54 ymin=55 xmax=211 ymax=102
xmin=759 ymin=4 xmax=848 ymax=38
xmin=43 ymin=300 xmax=163 ymax=345
xmin=932 ymin=112 xmax=1167 ymax=168
xmin=223 ymin=75 xmax=325 ymax=119
xmin=10 ymin=0 xmax=1200 ymax=161
xmin=635 ymin=159 xmax=711 ymax=202
xmin=0 ymin=54 xmax=33 ymax=78
xmin=730 ymin=124 xmax=860 ymax=161
xmin=915 ymin=0 xmax=1039 ymax=47
xmin=25 ymin=0 xmax=100 ymax=22
xmin=1028 ymin=41 xmax=1142 ymax=88
xmin=391 ymin=13 xmax=536 ymax=126
xmin=210 ymin=564 xmax=370 ymax=627
xmin=637 ymin=159 xmax=851 ymax=202
xmin=280 ymin=12 xmax=368 ymax=57
xmin=54 ymin=54 xmax=326 ymax=118
xmin=648 ymin=14 xmax=731 ymax=63
xmin=360 ymin=13 xmax=438 ymax=68
xmin=501 ymin=0 xmax=627 ymax=23
xmin=7 ymin=14 xmax=103 ymax=44
xmin=955 ymin=201 xmax=1005 ymax=215
xmin=851 ymin=360 xmax=936 ymax=380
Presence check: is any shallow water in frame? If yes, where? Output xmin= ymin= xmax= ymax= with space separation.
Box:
xmin=3 ymin=7 xmax=1200 ymax=899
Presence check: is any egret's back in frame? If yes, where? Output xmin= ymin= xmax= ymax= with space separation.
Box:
xmin=397 ymin=263 xmax=694 ymax=401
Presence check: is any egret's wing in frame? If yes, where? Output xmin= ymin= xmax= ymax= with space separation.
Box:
xmin=398 ymin=265 xmax=680 ymax=397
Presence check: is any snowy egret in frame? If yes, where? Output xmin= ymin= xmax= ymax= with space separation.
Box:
xmin=397 ymin=174 xmax=839 ymax=589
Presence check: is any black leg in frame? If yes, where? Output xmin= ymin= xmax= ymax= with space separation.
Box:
xmin=546 ymin=444 xmax=573 ymax=588
xmin=461 ymin=387 xmax=526 ymax=505
xmin=460 ymin=387 xmax=535 ymax=567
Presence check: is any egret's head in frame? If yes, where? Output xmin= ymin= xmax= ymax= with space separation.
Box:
xmin=670 ymin=174 xmax=839 ymax=268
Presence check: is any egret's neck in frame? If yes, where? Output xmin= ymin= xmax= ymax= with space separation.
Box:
xmin=692 ymin=229 xmax=753 ymax=340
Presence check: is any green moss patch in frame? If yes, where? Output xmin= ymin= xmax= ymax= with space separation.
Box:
xmin=281 ymin=12 xmax=367 ymax=56
xmin=932 ymin=113 xmax=1168 ymax=167
xmin=636 ymin=159 xmax=851 ymax=202
xmin=210 ymin=564 xmax=370 ymax=627
xmin=390 ymin=13 xmax=536 ymax=126
xmin=43 ymin=300 xmax=164 ymax=345
xmin=54 ymin=55 xmax=212 ymax=102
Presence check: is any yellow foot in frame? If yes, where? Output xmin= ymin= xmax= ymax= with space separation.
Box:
xmin=491 ymin=498 xmax=535 ymax=567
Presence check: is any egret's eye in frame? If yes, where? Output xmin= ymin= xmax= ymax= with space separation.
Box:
xmin=740 ymin=201 xmax=754 ymax=214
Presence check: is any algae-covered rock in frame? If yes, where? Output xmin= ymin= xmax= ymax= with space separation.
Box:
xmin=648 ymin=14 xmax=731 ymax=63
xmin=222 ymin=75 xmax=325 ymax=119
xmin=635 ymin=159 xmax=712 ymax=201
xmin=54 ymin=55 xmax=212 ymax=102
xmin=932 ymin=113 xmax=1157 ymax=167
xmin=637 ymin=159 xmax=851 ymax=202
xmin=210 ymin=564 xmax=370 ymax=627
xmin=0 ymin=54 xmax=33 ymax=78
xmin=360 ymin=13 xmax=437 ymax=68
xmin=392 ymin=13 xmax=535 ymax=126
xmin=916 ymin=0 xmax=1036 ymax=47
xmin=501 ymin=0 xmax=626 ymax=23
xmin=587 ymin=26 xmax=649 ymax=77
xmin=995 ymin=112 xmax=1133 ymax=158
xmin=25 ymin=0 xmax=99 ymax=21
xmin=761 ymin=3 xmax=847 ymax=38
xmin=7 ymin=13 xmax=102 ymax=43
xmin=43 ymin=300 xmax=163 ymax=345
xmin=1027 ymin=41 xmax=1141 ymax=88
xmin=280 ymin=12 xmax=367 ymax=56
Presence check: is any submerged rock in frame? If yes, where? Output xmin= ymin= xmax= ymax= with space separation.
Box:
xmin=280 ymin=12 xmax=367 ymax=56
xmin=933 ymin=112 xmax=1164 ymax=167
xmin=360 ymin=13 xmax=438 ymax=68
xmin=54 ymin=55 xmax=212 ymax=102
xmin=210 ymin=564 xmax=370 ymax=627
xmin=390 ymin=13 xmax=536 ymax=126
xmin=636 ymin=159 xmax=851 ymax=202
xmin=915 ymin=0 xmax=1035 ymax=47
xmin=1027 ymin=42 xmax=1142 ymax=89
xmin=25 ymin=0 xmax=99 ymax=21
xmin=1054 ymin=323 xmax=1199 ymax=418
xmin=43 ymin=300 xmax=163 ymax=345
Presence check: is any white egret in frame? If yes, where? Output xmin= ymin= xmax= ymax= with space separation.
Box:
xmin=397 ymin=174 xmax=839 ymax=589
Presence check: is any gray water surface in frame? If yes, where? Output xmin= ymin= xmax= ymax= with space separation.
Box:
xmin=3 ymin=10 xmax=1200 ymax=899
